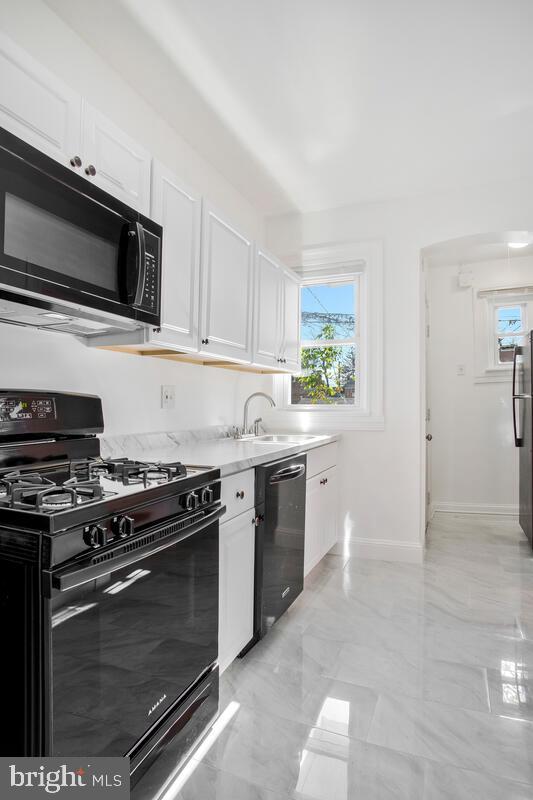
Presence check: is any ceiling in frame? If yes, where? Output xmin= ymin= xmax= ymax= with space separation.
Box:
xmin=45 ymin=0 xmax=533 ymax=216
xmin=423 ymin=232 xmax=533 ymax=268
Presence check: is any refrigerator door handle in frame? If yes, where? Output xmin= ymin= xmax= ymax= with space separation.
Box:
xmin=513 ymin=345 xmax=525 ymax=447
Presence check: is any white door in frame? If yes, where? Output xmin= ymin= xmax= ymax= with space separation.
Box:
xmin=253 ymin=247 xmax=283 ymax=368
xmin=81 ymin=102 xmax=151 ymax=214
xmin=218 ymin=511 xmax=255 ymax=674
xmin=425 ymin=283 xmax=433 ymax=531
xmin=0 ymin=33 xmax=82 ymax=169
xmin=150 ymin=161 xmax=201 ymax=352
xmin=282 ymin=269 xmax=301 ymax=372
xmin=200 ymin=205 xmax=254 ymax=363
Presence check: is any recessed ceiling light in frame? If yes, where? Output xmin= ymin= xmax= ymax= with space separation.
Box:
xmin=41 ymin=312 xmax=70 ymax=320
xmin=508 ymin=242 xmax=529 ymax=249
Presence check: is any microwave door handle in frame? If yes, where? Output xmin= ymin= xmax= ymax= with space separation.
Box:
xmin=121 ymin=221 xmax=146 ymax=307
xmin=132 ymin=221 xmax=146 ymax=307
xmin=47 ymin=504 xmax=226 ymax=594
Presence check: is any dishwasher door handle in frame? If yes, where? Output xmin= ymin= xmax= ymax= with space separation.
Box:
xmin=269 ymin=463 xmax=306 ymax=484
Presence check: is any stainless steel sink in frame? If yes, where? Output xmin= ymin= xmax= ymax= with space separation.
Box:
xmin=253 ymin=434 xmax=317 ymax=443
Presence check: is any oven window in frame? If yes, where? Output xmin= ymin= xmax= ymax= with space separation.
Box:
xmin=4 ymin=193 xmax=118 ymax=293
xmin=50 ymin=524 xmax=218 ymax=757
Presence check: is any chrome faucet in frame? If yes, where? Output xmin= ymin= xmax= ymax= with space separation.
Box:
xmin=242 ymin=392 xmax=276 ymax=436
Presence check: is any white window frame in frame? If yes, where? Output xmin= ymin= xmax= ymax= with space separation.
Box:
xmin=272 ymin=241 xmax=384 ymax=431
xmin=474 ymin=285 xmax=533 ymax=383
xmin=492 ymin=302 xmax=528 ymax=367
xmin=290 ymin=273 xmax=361 ymax=408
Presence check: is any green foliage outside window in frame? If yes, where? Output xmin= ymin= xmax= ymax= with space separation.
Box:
xmin=294 ymin=324 xmax=355 ymax=404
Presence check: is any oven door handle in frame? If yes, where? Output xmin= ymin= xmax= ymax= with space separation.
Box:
xmin=45 ymin=504 xmax=226 ymax=594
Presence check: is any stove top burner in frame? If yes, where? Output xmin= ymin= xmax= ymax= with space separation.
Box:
xmin=0 ymin=458 xmax=191 ymax=513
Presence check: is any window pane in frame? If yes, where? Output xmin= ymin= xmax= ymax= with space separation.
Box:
xmin=497 ymin=306 xmax=522 ymax=334
xmin=498 ymin=335 xmax=523 ymax=363
xmin=301 ymin=282 xmax=355 ymax=340
xmin=291 ymin=345 xmax=357 ymax=405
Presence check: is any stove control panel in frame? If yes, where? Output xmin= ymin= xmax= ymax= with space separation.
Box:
xmin=0 ymin=396 xmax=55 ymax=422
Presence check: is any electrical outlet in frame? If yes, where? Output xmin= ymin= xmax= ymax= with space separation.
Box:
xmin=161 ymin=385 xmax=175 ymax=409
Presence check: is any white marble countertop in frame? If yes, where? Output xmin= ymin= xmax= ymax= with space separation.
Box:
xmin=100 ymin=430 xmax=340 ymax=478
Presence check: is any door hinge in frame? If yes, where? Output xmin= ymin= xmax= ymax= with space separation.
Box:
xmin=426 ymin=490 xmax=431 ymax=505
xmin=426 ymin=324 xmax=430 ymax=338
xmin=426 ymin=408 xmax=431 ymax=422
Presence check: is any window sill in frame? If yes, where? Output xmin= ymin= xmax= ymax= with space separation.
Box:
xmin=271 ymin=408 xmax=385 ymax=431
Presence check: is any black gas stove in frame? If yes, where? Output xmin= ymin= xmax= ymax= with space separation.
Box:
xmin=0 ymin=390 xmax=223 ymax=782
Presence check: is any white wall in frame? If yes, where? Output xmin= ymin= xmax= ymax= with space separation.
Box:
xmin=0 ymin=0 xmax=270 ymax=437
xmin=0 ymin=324 xmax=270 ymax=436
xmin=427 ymin=257 xmax=533 ymax=514
xmin=266 ymin=177 xmax=533 ymax=559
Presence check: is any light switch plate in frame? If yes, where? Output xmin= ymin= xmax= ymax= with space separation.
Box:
xmin=161 ymin=385 xmax=175 ymax=409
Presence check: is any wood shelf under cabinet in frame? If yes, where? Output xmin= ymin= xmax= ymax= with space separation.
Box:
xmin=94 ymin=344 xmax=286 ymax=374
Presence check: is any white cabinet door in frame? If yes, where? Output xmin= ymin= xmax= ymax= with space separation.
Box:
xmin=253 ymin=247 xmax=283 ymax=368
xmin=219 ymin=511 xmax=255 ymax=674
xmin=282 ymin=269 xmax=301 ymax=372
xmin=304 ymin=473 xmax=325 ymax=576
xmin=81 ymin=102 xmax=151 ymax=214
xmin=304 ymin=466 xmax=338 ymax=576
xmin=150 ymin=161 xmax=201 ymax=352
xmin=200 ymin=205 xmax=254 ymax=363
xmin=321 ymin=466 xmax=338 ymax=553
xmin=0 ymin=33 xmax=82 ymax=168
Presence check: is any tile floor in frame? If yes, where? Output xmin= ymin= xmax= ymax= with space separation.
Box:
xmin=134 ymin=512 xmax=533 ymax=800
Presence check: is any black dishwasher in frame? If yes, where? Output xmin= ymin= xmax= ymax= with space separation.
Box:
xmin=253 ymin=454 xmax=307 ymax=640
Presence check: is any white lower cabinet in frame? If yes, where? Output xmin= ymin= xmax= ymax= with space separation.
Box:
xmin=218 ymin=509 xmax=255 ymax=674
xmin=304 ymin=465 xmax=338 ymax=576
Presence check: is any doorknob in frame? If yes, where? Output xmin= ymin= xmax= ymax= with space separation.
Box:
xmin=426 ymin=434 xmax=433 ymax=441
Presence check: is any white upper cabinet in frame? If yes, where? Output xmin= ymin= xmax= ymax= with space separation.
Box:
xmin=253 ymin=247 xmax=283 ymax=369
xmin=200 ymin=205 xmax=254 ymax=363
xmin=0 ymin=33 xmax=82 ymax=168
xmin=81 ymin=102 xmax=151 ymax=214
xmin=150 ymin=161 xmax=201 ymax=352
xmin=281 ymin=269 xmax=301 ymax=372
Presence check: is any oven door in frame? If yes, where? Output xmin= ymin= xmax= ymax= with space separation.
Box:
xmin=46 ymin=505 xmax=223 ymax=758
xmin=0 ymin=128 xmax=160 ymax=328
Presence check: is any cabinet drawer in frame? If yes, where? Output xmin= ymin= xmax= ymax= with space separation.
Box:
xmin=306 ymin=442 xmax=338 ymax=478
xmin=221 ymin=469 xmax=255 ymax=522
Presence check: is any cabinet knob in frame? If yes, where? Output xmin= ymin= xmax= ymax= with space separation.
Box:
xmin=252 ymin=514 xmax=264 ymax=527
xmin=85 ymin=164 xmax=96 ymax=176
xmin=69 ymin=155 xmax=82 ymax=168
xmin=236 ymin=490 xmax=245 ymax=499
xmin=320 ymin=477 xmax=328 ymax=485
xmin=201 ymin=338 xmax=209 ymax=345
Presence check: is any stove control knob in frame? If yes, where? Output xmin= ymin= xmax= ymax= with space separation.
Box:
xmin=185 ymin=492 xmax=199 ymax=511
xmin=85 ymin=524 xmax=107 ymax=549
xmin=201 ymin=487 xmax=214 ymax=504
xmin=114 ymin=515 xmax=134 ymax=539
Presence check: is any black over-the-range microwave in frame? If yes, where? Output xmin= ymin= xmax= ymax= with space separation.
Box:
xmin=0 ymin=126 xmax=162 ymax=336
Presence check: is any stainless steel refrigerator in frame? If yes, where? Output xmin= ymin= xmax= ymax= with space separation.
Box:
xmin=513 ymin=333 xmax=533 ymax=545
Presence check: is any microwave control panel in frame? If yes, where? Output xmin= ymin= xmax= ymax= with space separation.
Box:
xmin=140 ymin=230 xmax=161 ymax=314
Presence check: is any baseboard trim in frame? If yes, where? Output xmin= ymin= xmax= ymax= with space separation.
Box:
xmin=346 ymin=537 xmax=424 ymax=563
xmin=433 ymin=501 xmax=519 ymax=516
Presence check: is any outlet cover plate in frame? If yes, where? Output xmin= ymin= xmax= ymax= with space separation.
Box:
xmin=161 ymin=385 xmax=176 ymax=409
